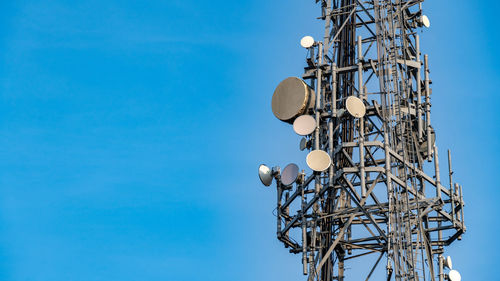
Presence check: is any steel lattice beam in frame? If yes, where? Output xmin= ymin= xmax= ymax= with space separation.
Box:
xmin=260 ymin=1 xmax=466 ymax=281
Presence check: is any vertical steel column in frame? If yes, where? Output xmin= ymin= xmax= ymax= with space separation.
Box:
xmin=416 ymin=35 xmax=423 ymax=141
xmin=302 ymin=184 xmax=308 ymax=275
xmin=315 ymin=42 xmax=324 ymax=197
xmin=357 ymin=36 xmax=367 ymax=198
xmin=434 ymin=145 xmax=441 ymax=196
xmin=424 ymin=55 xmax=432 ymax=161
xmin=438 ymin=254 xmax=444 ymax=281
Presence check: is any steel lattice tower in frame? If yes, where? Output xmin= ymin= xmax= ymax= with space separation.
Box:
xmin=258 ymin=1 xmax=466 ymax=281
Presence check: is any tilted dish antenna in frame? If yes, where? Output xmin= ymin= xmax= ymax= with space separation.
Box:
xmin=419 ymin=15 xmax=431 ymax=28
xmin=300 ymin=36 xmax=315 ymax=48
xmin=293 ymin=115 xmax=316 ymax=136
xmin=281 ymin=163 xmax=300 ymax=186
xmin=258 ymin=164 xmax=274 ymax=186
xmin=444 ymin=256 xmax=453 ymax=270
xmin=306 ymin=150 xmax=332 ymax=172
xmin=346 ymin=96 xmax=366 ymax=118
xmin=447 ymin=270 xmax=461 ymax=281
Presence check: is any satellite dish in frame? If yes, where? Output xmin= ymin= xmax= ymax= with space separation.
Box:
xmin=346 ymin=96 xmax=366 ymax=118
xmin=300 ymin=137 xmax=308 ymax=151
xmin=419 ymin=15 xmax=430 ymax=28
xmin=293 ymin=115 xmax=316 ymax=136
xmin=272 ymin=77 xmax=316 ymax=123
xmin=281 ymin=163 xmax=299 ymax=186
xmin=448 ymin=270 xmax=461 ymax=281
xmin=306 ymin=150 xmax=331 ymax=172
xmin=300 ymin=36 xmax=315 ymax=48
xmin=258 ymin=164 xmax=273 ymax=186
xmin=444 ymin=256 xmax=453 ymax=270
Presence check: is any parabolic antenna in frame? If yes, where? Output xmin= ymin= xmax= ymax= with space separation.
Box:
xmin=346 ymin=96 xmax=366 ymax=118
xmin=420 ymin=15 xmax=430 ymax=28
xmin=300 ymin=137 xmax=308 ymax=151
xmin=444 ymin=256 xmax=453 ymax=270
xmin=258 ymin=164 xmax=273 ymax=187
xmin=448 ymin=270 xmax=461 ymax=281
xmin=281 ymin=163 xmax=299 ymax=186
xmin=272 ymin=77 xmax=316 ymax=123
xmin=306 ymin=150 xmax=331 ymax=172
xmin=300 ymin=36 xmax=315 ymax=48
xmin=293 ymin=115 xmax=316 ymax=136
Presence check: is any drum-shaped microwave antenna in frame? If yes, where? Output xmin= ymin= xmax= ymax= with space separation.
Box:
xmin=306 ymin=150 xmax=331 ymax=172
xmin=346 ymin=96 xmax=366 ymax=118
xmin=448 ymin=270 xmax=461 ymax=281
xmin=258 ymin=164 xmax=273 ymax=186
xmin=272 ymin=77 xmax=316 ymax=123
xmin=281 ymin=163 xmax=299 ymax=186
xmin=300 ymin=36 xmax=315 ymax=48
xmin=293 ymin=115 xmax=316 ymax=136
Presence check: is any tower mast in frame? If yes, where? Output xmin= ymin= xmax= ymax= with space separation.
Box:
xmin=258 ymin=1 xmax=466 ymax=281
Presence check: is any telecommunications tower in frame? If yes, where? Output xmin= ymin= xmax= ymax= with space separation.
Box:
xmin=258 ymin=1 xmax=466 ymax=281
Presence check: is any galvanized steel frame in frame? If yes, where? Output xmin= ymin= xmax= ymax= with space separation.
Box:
xmin=268 ymin=1 xmax=465 ymax=281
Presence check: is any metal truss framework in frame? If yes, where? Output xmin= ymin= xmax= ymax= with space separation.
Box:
xmin=269 ymin=1 xmax=465 ymax=281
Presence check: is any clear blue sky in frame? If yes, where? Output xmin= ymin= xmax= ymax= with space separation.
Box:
xmin=0 ymin=1 xmax=497 ymax=280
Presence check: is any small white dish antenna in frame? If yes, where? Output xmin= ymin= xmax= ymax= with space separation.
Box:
xmin=448 ymin=270 xmax=461 ymax=281
xmin=420 ymin=15 xmax=430 ymax=28
xmin=293 ymin=115 xmax=316 ymax=136
xmin=300 ymin=36 xmax=315 ymax=48
xmin=346 ymin=96 xmax=366 ymax=118
xmin=281 ymin=163 xmax=299 ymax=186
xmin=258 ymin=164 xmax=273 ymax=186
xmin=306 ymin=150 xmax=332 ymax=172
xmin=444 ymin=256 xmax=453 ymax=270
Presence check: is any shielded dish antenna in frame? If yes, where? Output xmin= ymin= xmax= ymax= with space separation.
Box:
xmin=300 ymin=36 xmax=315 ymax=48
xmin=271 ymin=77 xmax=316 ymax=123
